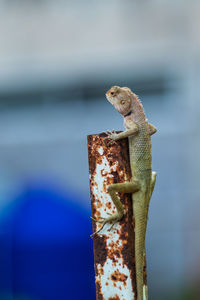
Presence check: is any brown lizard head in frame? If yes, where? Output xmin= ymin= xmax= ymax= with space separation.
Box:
xmin=106 ymin=86 xmax=133 ymax=117
xmin=106 ymin=85 xmax=145 ymax=119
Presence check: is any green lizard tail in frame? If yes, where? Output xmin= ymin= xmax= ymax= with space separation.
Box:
xmin=133 ymin=201 xmax=148 ymax=300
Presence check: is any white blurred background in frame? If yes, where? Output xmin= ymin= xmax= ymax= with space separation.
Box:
xmin=0 ymin=1 xmax=199 ymax=299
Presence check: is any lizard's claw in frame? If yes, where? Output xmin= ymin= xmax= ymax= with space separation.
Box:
xmin=111 ymin=129 xmax=117 ymax=134
xmin=108 ymin=221 xmax=118 ymax=232
xmin=105 ymin=130 xmax=112 ymax=135
xmin=103 ymin=131 xmax=118 ymax=147
xmin=104 ymin=129 xmax=116 ymax=135
xmin=90 ymin=213 xmax=112 ymax=223
xmin=90 ymin=216 xmax=106 ymax=223
xmin=104 ymin=129 xmax=117 ymax=136
xmin=90 ymin=219 xmax=108 ymax=238
xmin=90 ymin=213 xmax=122 ymax=238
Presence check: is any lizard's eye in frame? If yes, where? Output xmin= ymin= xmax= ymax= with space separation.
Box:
xmin=121 ymin=100 xmax=125 ymax=105
xmin=111 ymin=91 xmax=114 ymax=95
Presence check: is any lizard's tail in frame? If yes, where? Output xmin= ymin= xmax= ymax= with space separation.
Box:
xmin=134 ymin=203 xmax=148 ymax=300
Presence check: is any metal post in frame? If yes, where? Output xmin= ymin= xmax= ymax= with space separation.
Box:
xmin=87 ymin=133 xmax=148 ymax=300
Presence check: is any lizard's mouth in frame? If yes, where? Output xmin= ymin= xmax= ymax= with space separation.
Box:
xmin=124 ymin=110 xmax=132 ymax=117
xmin=105 ymin=94 xmax=114 ymax=105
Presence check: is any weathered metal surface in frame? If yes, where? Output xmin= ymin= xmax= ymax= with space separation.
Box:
xmin=87 ymin=133 xmax=148 ymax=300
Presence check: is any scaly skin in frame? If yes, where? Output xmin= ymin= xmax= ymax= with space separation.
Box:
xmin=91 ymin=86 xmax=157 ymax=300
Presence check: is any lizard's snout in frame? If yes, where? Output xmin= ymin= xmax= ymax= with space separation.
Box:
xmin=106 ymin=86 xmax=120 ymax=99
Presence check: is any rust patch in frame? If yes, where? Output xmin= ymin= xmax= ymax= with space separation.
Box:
xmin=96 ymin=201 xmax=103 ymax=209
xmin=96 ymin=280 xmax=103 ymax=300
xmin=111 ymin=269 xmax=128 ymax=283
xmin=106 ymin=201 xmax=112 ymax=210
xmin=108 ymin=296 xmax=120 ymax=300
xmin=93 ymin=235 xmax=108 ymax=266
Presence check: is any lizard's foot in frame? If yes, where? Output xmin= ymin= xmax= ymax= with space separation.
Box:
xmin=104 ymin=130 xmax=118 ymax=147
xmin=90 ymin=212 xmax=123 ymax=238
xmin=104 ymin=129 xmax=117 ymax=135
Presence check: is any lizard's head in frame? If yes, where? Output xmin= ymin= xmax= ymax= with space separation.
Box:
xmin=106 ymin=86 xmax=133 ymax=116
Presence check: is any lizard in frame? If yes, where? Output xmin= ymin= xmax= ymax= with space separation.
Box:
xmin=91 ymin=86 xmax=157 ymax=300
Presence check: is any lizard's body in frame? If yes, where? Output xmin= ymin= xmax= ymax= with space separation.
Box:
xmin=91 ymin=86 xmax=157 ymax=300
xmin=127 ymin=110 xmax=153 ymax=300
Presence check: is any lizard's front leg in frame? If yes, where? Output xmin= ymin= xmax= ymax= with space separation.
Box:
xmin=104 ymin=123 xmax=138 ymax=146
xmin=91 ymin=181 xmax=140 ymax=238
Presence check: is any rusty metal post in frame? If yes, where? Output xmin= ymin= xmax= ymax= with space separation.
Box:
xmin=87 ymin=133 xmax=148 ymax=300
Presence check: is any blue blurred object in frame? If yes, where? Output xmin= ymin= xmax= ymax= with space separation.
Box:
xmin=0 ymin=182 xmax=96 ymax=300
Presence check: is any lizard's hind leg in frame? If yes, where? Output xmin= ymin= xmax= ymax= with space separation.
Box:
xmin=91 ymin=181 xmax=140 ymax=237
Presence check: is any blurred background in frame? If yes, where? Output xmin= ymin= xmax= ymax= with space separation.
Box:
xmin=0 ymin=0 xmax=199 ymax=299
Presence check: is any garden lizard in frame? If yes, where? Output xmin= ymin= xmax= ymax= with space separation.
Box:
xmin=92 ymin=86 xmax=157 ymax=300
